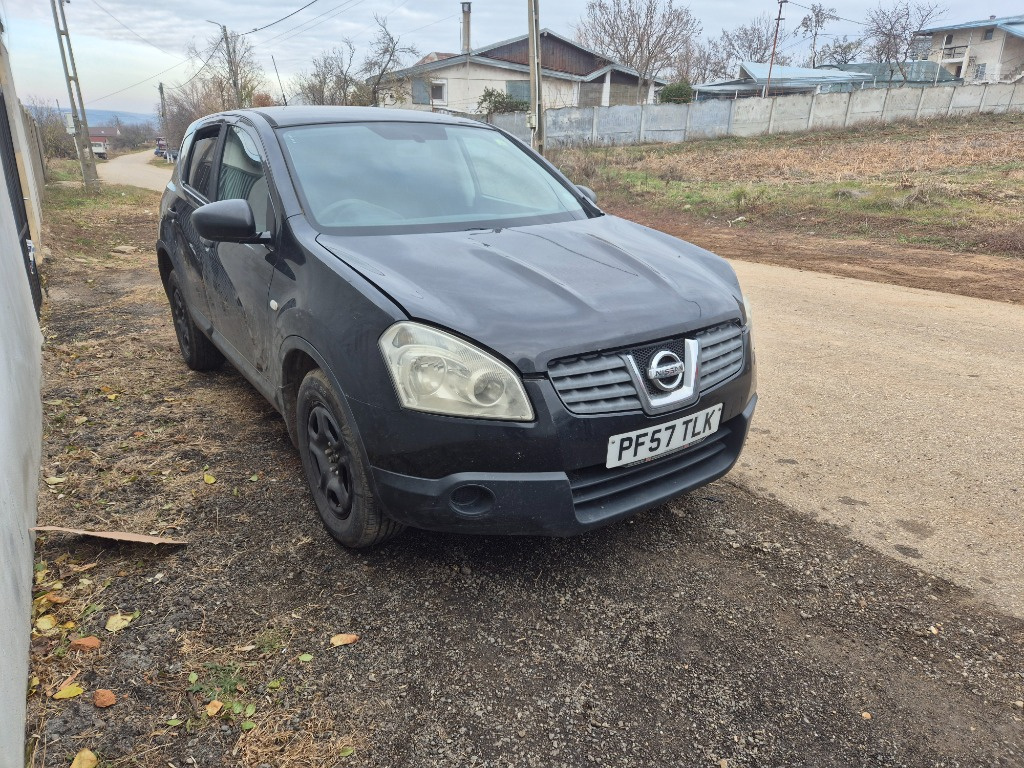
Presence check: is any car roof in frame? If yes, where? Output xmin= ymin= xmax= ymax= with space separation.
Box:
xmin=225 ymin=106 xmax=487 ymax=129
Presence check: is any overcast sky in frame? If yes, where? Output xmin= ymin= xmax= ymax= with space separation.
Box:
xmin=2 ymin=1 xmax=1019 ymax=116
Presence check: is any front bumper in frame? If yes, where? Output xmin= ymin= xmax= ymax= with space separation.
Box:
xmin=370 ymin=393 xmax=756 ymax=535
xmin=346 ymin=327 xmax=756 ymax=536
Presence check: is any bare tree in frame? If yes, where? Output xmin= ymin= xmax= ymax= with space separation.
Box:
xmin=362 ymin=16 xmax=419 ymax=107
xmin=720 ymin=14 xmax=786 ymax=66
xmin=798 ymin=3 xmax=839 ymax=67
xmin=294 ymin=42 xmax=372 ymax=105
xmin=186 ymin=28 xmax=266 ymax=109
xmin=25 ymin=98 xmax=76 ymax=159
xmin=864 ymin=1 xmax=945 ymax=83
xmin=671 ymin=37 xmax=731 ymax=84
xmin=818 ymin=36 xmax=866 ymax=66
xmin=110 ymin=120 xmax=156 ymax=151
xmin=575 ymin=0 xmax=702 ymax=102
xmin=161 ymin=76 xmax=226 ymax=147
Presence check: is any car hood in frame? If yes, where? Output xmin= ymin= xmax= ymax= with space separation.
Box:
xmin=316 ymin=215 xmax=742 ymax=373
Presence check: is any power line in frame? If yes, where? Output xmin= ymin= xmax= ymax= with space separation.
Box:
xmin=86 ymin=58 xmax=193 ymax=104
xmin=168 ymin=38 xmax=225 ymax=90
xmin=246 ymin=0 xmax=322 ymax=35
xmin=786 ymin=1 xmax=865 ymax=27
xmin=400 ymin=13 xmax=457 ymax=37
xmin=86 ymin=38 xmax=223 ymax=104
xmin=252 ymin=0 xmax=364 ymax=48
xmin=348 ymin=0 xmax=413 ymax=42
xmin=87 ymin=0 xmax=176 ymax=55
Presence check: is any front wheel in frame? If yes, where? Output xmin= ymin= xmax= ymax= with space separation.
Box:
xmin=296 ymin=369 xmax=403 ymax=548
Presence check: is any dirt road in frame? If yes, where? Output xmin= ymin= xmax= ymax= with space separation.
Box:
xmin=732 ymin=261 xmax=1024 ymax=617
xmin=96 ymin=149 xmax=171 ymax=192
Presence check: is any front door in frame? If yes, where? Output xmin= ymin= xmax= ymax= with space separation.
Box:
xmin=203 ymin=123 xmax=279 ymax=379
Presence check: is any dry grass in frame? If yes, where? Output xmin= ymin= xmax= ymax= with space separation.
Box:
xmin=550 ymin=113 xmax=1024 ymax=257
xmin=553 ymin=113 xmax=1024 ymax=185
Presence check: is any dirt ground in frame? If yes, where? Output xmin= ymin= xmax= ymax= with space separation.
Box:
xmin=606 ymin=204 xmax=1024 ymax=306
xmin=25 ymin=185 xmax=1024 ymax=767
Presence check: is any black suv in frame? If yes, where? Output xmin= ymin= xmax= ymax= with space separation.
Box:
xmin=157 ymin=107 xmax=756 ymax=548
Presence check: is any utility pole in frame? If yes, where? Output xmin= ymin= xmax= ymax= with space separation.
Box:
xmin=526 ymin=0 xmax=544 ymax=155
xmin=158 ymin=82 xmax=167 ymax=133
xmin=764 ymin=0 xmax=787 ymax=98
xmin=207 ymin=21 xmax=242 ymax=106
xmin=49 ymin=0 xmax=99 ymax=190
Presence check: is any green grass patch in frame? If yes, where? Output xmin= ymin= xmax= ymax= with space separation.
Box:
xmin=44 ymin=183 xmax=158 ymax=211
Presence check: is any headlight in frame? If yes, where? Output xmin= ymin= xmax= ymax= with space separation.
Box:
xmin=741 ymin=293 xmax=753 ymax=328
xmin=379 ymin=322 xmax=534 ymax=421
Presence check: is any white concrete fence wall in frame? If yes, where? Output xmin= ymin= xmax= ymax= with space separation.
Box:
xmin=0 ymin=42 xmax=43 ymax=768
xmin=0 ymin=152 xmax=42 ymax=768
xmin=492 ymin=82 xmax=1024 ymax=147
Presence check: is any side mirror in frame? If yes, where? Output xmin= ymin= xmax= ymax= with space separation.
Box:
xmin=576 ymin=185 xmax=598 ymax=205
xmin=192 ymin=199 xmax=265 ymax=243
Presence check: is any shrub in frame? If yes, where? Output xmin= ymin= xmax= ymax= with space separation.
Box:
xmin=477 ymin=87 xmax=529 ymax=114
xmin=658 ymin=81 xmax=694 ymax=104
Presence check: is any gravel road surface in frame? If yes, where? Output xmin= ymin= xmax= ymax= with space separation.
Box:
xmin=733 ymin=261 xmax=1024 ymax=618
xmin=96 ymin=149 xmax=172 ymax=192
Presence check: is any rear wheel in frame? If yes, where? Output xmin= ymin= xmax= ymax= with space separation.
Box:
xmin=296 ymin=369 xmax=403 ymax=548
xmin=166 ymin=270 xmax=223 ymax=371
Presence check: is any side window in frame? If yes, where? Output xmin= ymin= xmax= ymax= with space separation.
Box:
xmin=184 ymin=127 xmax=221 ymax=199
xmin=175 ymin=131 xmax=195 ymax=184
xmin=217 ymin=126 xmax=273 ymax=233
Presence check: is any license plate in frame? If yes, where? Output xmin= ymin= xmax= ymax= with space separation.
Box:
xmin=605 ymin=403 xmax=723 ymax=469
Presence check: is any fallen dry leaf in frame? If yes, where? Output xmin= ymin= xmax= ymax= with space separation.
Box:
xmin=43 ymin=592 xmax=70 ymax=604
xmin=35 ymin=615 xmax=58 ymax=631
xmin=32 ymin=526 xmax=186 ymax=546
xmin=105 ymin=613 xmax=133 ymax=633
xmin=206 ymin=700 xmax=223 ymax=717
xmin=70 ymin=636 xmax=101 ymax=652
xmin=69 ymin=562 xmax=98 ymax=573
xmin=43 ymin=476 xmax=66 ymax=486
xmin=93 ymin=689 xmax=116 ymax=708
xmin=203 ymin=473 xmax=216 ymax=484
xmin=70 ymin=748 xmax=98 ymax=768
xmin=330 ymin=633 xmax=360 ymax=647
xmin=73 ymin=416 xmax=88 ymax=425
xmin=55 ymin=670 xmax=81 ymax=693
xmin=53 ymin=684 xmax=84 ymax=700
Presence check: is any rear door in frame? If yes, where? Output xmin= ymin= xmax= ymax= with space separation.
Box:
xmin=202 ymin=121 xmax=279 ymax=379
xmin=169 ymin=123 xmax=224 ymax=323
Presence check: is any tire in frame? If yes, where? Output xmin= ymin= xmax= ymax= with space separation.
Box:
xmin=166 ymin=270 xmax=224 ymax=371
xmin=296 ymin=369 xmax=404 ymax=548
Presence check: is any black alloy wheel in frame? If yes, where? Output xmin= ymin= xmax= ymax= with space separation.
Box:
xmin=295 ymin=369 xmax=404 ymax=548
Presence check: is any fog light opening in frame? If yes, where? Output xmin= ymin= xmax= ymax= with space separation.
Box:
xmin=449 ymin=484 xmax=494 ymax=517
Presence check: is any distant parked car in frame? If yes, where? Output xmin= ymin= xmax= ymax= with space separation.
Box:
xmin=91 ymin=142 xmax=107 ymax=160
xmin=157 ymin=107 xmax=756 ymax=548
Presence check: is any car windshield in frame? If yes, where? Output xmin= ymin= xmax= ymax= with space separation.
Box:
xmin=279 ymin=121 xmax=589 ymax=234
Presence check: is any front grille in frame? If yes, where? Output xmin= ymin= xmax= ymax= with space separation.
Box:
xmin=568 ymin=425 xmax=733 ymax=521
xmin=548 ymin=322 xmax=745 ymax=415
xmin=547 ymin=354 xmax=643 ymax=415
xmin=696 ymin=322 xmax=745 ymax=393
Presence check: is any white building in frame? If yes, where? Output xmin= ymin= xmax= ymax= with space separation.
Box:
xmin=917 ymin=14 xmax=1024 ymax=83
xmin=384 ymin=12 xmax=663 ymax=114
